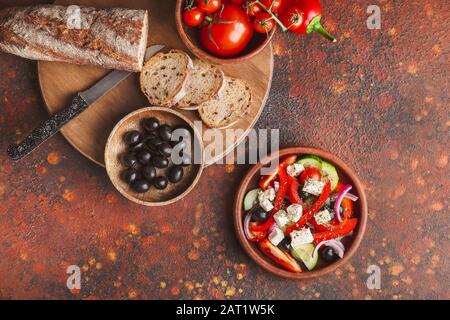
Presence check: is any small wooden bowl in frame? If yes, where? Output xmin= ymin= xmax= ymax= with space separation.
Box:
xmin=105 ymin=107 xmax=204 ymax=206
xmin=175 ymin=0 xmax=276 ymax=64
xmin=233 ymin=147 xmax=368 ymax=280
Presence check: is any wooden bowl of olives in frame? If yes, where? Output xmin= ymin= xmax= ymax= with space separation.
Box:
xmin=105 ymin=107 xmax=204 ymax=206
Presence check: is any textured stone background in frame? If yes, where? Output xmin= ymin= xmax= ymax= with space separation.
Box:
xmin=0 ymin=0 xmax=448 ymax=299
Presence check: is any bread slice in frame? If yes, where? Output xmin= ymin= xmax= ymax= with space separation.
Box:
xmin=198 ymin=77 xmax=252 ymax=128
xmin=176 ymin=60 xmax=225 ymax=110
xmin=140 ymin=50 xmax=193 ymax=107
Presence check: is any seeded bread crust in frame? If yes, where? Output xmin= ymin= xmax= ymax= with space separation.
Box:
xmin=0 ymin=5 xmax=148 ymax=72
xmin=198 ymin=77 xmax=252 ymax=129
xmin=176 ymin=60 xmax=225 ymax=110
xmin=140 ymin=49 xmax=193 ymax=107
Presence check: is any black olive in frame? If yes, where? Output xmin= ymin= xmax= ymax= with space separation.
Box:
xmin=141 ymin=165 xmax=156 ymax=180
xmin=137 ymin=149 xmax=152 ymax=165
xmin=131 ymin=179 xmax=151 ymax=193
xmin=251 ymin=207 xmax=269 ymax=223
xmin=142 ymin=131 xmax=158 ymax=142
xmin=320 ymin=247 xmax=339 ymax=263
xmin=124 ymin=131 xmax=142 ymax=145
xmin=147 ymin=138 xmax=164 ymax=150
xmin=158 ymin=125 xmax=172 ymax=141
xmin=120 ymin=152 xmax=138 ymax=168
xmin=168 ymin=166 xmax=184 ymax=183
xmin=142 ymin=117 xmax=160 ymax=132
xmin=159 ymin=142 xmax=173 ymax=158
xmin=128 ymin=142 xmax=146 ymax=152
xmin=279 ymin=238 xmax=291 ymax=251
xmin=152 ymin=156 xmax=169 ymax=168
xmin=121 ymin=168 xmax=139 ymax=185
xmin=153 ymin=176 xmax=168 ymax=190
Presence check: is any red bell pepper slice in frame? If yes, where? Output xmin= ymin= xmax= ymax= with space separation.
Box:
xmin=312 ymin=218 xmax=358 ymax=245
xmin=258 ymin=155 xmax=297 ymax=190
xmin=251 ymin=167 xmax=289 ymax=232
xmin=285 ymin=180 xmax=331 ymax=236
xmin=287 ymin=177 xmax=307 ymax=209
xmin=258 ymin=238 xmax=302 ymax=273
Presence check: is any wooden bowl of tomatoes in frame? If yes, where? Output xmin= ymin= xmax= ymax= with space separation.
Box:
xmin=176 ymin=0 xmax=278 ymax=64
xmin=233 ymin=147 xmax=368 ymax=279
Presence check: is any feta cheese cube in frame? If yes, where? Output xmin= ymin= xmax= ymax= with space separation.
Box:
xmin=273 ymin=210 xmax=290 ymax=229
xmin=268 ymin=227 xmax=285 ymax=246
xmin=259 ymin=199 xmax=274 ymax=212
xmin=314 ymin=209 xmax=332 ymax=225
xmin=286 ymin=204 xmax=303 ymax=223
xmin=302 ymin=179 xmax=326 ymax=196
xmin=258 ymin=187 xmax=276 ymax=203
xmin=291 ymin=228 xmax=314 ymax=247
xmin=286 ymin=163 xmax=305 ymax=177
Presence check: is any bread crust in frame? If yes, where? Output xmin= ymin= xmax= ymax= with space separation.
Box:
xmin=0 ymin=5 xmax=149 ymax=71
xmin=140 ymin=49 xmax=192 ymax=107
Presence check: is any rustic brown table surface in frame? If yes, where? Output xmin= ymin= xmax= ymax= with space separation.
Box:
xmin=0 ymin=0 xmax=448 ymax=300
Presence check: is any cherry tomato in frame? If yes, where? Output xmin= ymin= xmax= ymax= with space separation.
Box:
xmin=200 ymin=2 xmax=253 ymax=57
xmin=335 ymin=181 xmax=354 ymax=219
xmin=260 ymin=0 xmax=283 ymax=12
xmin=253 ymin=12 xmax=275 ymax=33
xmin=244 ymin=0 xmax=262 ymax=17
xmin=183 ymin=7 xmax=205 ymax=27
xmin=299 ymin=168 xmax=322 ymax=185
xmin=198 ymin=0 xmax=222 ymax=14
xmin=280 ymin=5 xmax=304 ymax=32
xmin=230 ymin=0 xmax=246 ymax=5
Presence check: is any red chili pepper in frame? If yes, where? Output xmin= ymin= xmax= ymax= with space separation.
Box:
xmin=280 ymin=0 xmax=336 ymax=42
xmin=285 ymin=180 xmax=331 ymax=235
xmin=252 ymin=167 xmax=289 ymax=232
xmin=312 ymin=218 xmax=358 ymax=244
xmin=258 ymin=154 xmax=297 ymax=190
xmin=258 ymin=238 xmax=302 ymax=273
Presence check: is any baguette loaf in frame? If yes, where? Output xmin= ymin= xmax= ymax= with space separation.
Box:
xmin=0 ymin=5 xmax=148 ymax=72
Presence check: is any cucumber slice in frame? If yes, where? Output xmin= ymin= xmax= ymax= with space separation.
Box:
xmin=321 ymin=161 xmax=339 ymax=191
xmin=290 ymin=243 xmax=318 ymax=271
xmin=243 ymin=188 xmax=261 ymax=211
xmin=297 ymin=155 xmax=322 ymax=170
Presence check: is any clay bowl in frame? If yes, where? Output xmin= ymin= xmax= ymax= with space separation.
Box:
xmin=233 ymin=147 xmax=368 ymax=280
xmin=175 ymin=0 xmax=276 ymax=64
xmin=105 ymin=107 xmax=204 ymax=206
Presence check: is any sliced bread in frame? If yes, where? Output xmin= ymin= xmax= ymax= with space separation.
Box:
xmin=140 ymin=50 xmax=193 ymax=107
xmin=198 ymin=77 xmax=252 ymax=128
xmin=176 ymin=60 xmax=225 ymax=110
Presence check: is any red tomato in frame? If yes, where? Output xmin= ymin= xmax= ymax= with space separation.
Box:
xmin=299 ymin=168 xmax=322 ymax=185
xmin=183 ymin=7 xmax=205 ymax=27
xmin=280 ymin=5 xmax=304 ymax=32
xmin=335 ymin=181 xmax=354 ymax=219
xmin=230 ymin=0 xmax=246 ymax=5
xmin=200 ymin=2 xmax=254 ymax=57
xmin=198 ymin=0 xmax=222 ymax=14
xmin=253 ymin=12 xmax=275 ymax=33
xmin=244 ymin=0 xmax=262 ymax=17
xmin=260 ymin=0 xmax=283 ymax=12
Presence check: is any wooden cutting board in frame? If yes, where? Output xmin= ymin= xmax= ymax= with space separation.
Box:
xmin=38 ymin=0 xmax=273 ymax=167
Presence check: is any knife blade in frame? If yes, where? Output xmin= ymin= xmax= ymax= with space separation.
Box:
xmin=7 ymin=44 xmax=165 ymax=161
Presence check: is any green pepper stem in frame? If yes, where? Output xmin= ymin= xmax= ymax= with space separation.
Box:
xmin=314 ymin=23 xmax=337 ymax=42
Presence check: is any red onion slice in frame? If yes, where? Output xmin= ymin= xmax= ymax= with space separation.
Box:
xmin=345 ymin=192 xmax=359 ymax=202
xmin=334 ymin=184 xmax=353 ymax=223
xmin=312 ymin=239 xmax=345 ymax=259
xmin=244 ymin=212 xmax=258 ymax=242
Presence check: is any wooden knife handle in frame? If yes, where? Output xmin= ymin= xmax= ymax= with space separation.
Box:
xmin=7 ymin=94 xmax=89 ymax=161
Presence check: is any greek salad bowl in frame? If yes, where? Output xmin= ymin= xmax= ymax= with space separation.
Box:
xmin=233 ymin=147 xmax=368 ymax=280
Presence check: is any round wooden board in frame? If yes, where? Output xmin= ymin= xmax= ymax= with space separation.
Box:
xmin=38 ymin=0 xmax=273 ymax=167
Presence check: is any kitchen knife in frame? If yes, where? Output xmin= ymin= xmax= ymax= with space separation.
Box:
xmin=7 ymin=44 xmax=165 ymax=161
